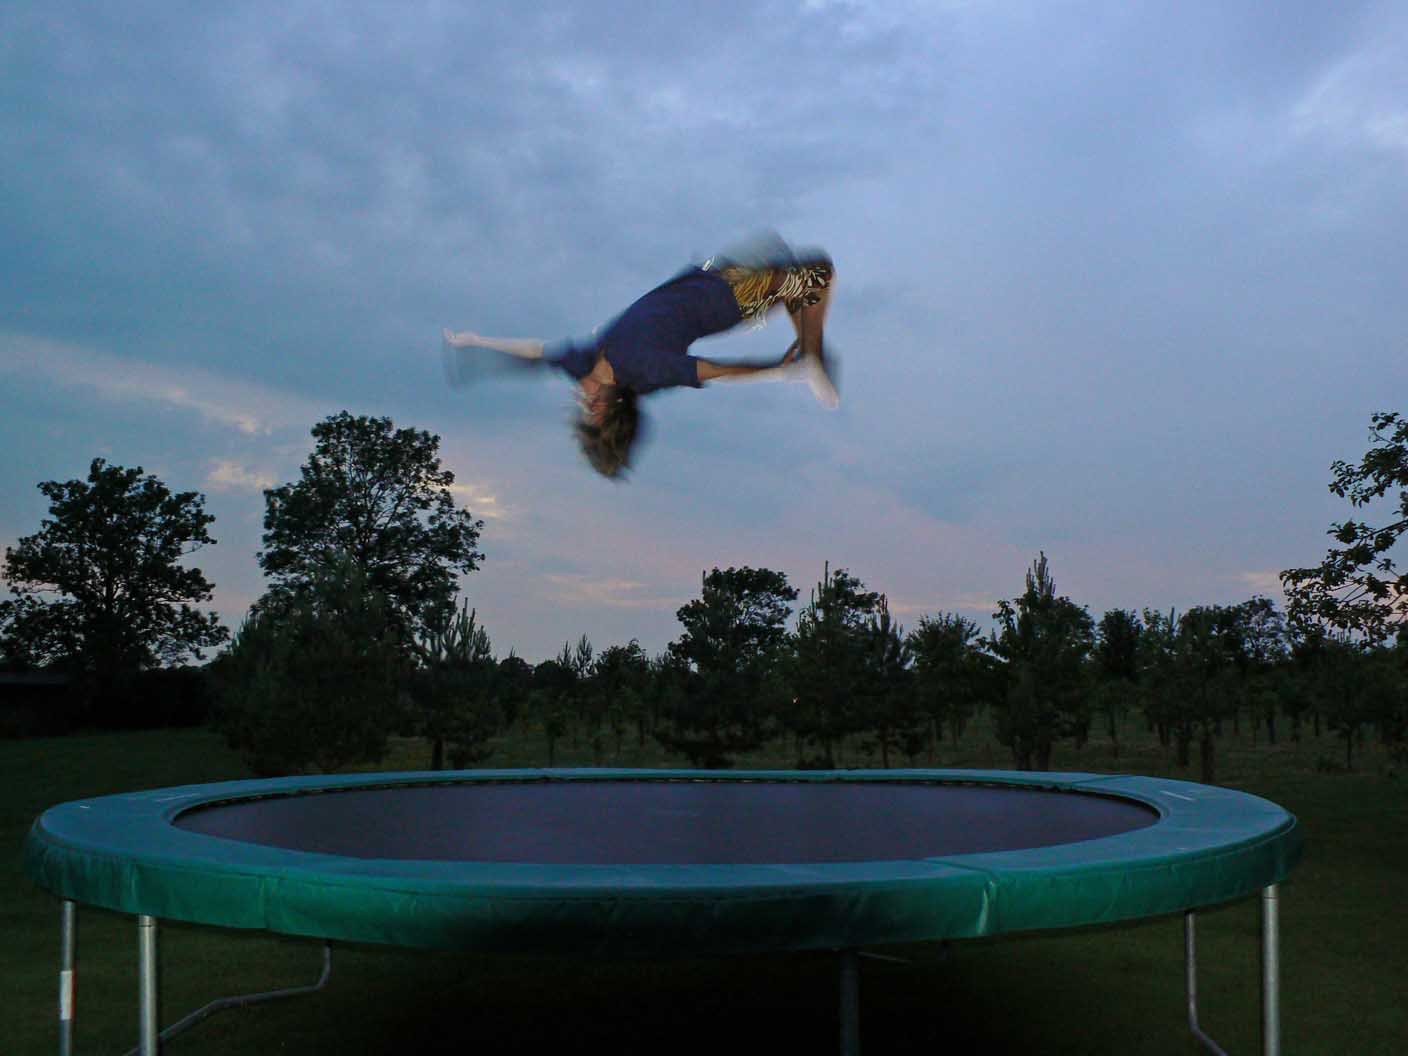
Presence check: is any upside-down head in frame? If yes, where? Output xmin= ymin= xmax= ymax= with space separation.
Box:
xmin=575 ymin=386 xmax=642 ymax=478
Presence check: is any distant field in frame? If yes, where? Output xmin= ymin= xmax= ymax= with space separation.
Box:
xmin=6 ymin=718 xmax=1405 ymax=1055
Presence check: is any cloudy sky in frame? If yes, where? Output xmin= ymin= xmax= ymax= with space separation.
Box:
xmin=3 ymin=1 xmax=1405 ymax=662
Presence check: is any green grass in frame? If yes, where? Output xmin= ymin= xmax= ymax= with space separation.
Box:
xmin=5 ymin=719 xmax=1405 ymax=1055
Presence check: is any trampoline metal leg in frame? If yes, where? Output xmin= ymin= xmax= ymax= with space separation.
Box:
xmin=59 ymin=900 xmax=76 ymax=1056
xmin=1185 ymin=910 xmax=1229 ymax=1056
xmin=839 ymin=950 xmax=860 ymax=1056
xmin=1262 ymin=884 xmax=1281 ymax=1056
xmin=1186 ymin=884 xmax=1283 ymax=1056
xmin=119 ymin=940 xmax=332 ymax=1056
xmin=138 ymin=916 xmax=159 ymax=1055
xmin=57 ymin=901 xmax=331 ymax=1056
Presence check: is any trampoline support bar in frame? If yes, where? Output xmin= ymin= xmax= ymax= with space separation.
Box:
xmin=1262 ymin=884 xmax=1280 ymax=1056
xmin=1184 ymin=883 xmax=1281 ymax=1056
xmin=137 ymin=917 xmax=157 ymax=1055
xmin=59 ymin=900 xmax=75 ymax=1056
xmin=122 ymin=921 xmax=333 ymax=1056
xmin=1185 ymin=908 xmax=1229 ymax=1056
xmin=839 ymin=950 xmax=860 ymax=1056
xmin=54 ymin=901 xmax=333 ymax=1056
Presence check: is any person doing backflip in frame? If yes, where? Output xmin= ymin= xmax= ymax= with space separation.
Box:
xmin=443 ymin=233 xmax=838 ymax=478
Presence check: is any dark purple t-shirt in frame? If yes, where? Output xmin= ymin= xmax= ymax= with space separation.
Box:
xmin=547 ymin=268 xmax=743 ymax=394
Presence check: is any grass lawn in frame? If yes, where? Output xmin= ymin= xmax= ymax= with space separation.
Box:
xmin=5 ymin=719 xmax=1405 ymax=1054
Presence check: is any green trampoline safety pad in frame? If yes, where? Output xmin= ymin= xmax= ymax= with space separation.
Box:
xmin=24 ymin=769 xmax=1301 ymax=957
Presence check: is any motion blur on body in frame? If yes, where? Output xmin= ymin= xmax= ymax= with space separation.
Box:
xmin=443 ymin=232 xmax=838 ymax=478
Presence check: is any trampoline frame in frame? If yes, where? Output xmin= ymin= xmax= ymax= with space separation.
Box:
xmin=28 ymin=768 xmax=1299 ymax=1054
xmin=50 ymin=888 xmax=1282 ymax=1056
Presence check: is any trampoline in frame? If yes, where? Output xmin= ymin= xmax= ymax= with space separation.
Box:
xmin=25 ymin=768 xmax=1301 ymax=1054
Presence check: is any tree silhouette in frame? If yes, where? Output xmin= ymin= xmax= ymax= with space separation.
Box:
xmin=531 ymin=655 xmax=575 ymax=766
xmin=213 ymin=558 xmax=401 ymax=775
xmin=1283 ymin=411 xmax=1407 ymax=644
xmin=908 ymin=612 xmax=989 ymax=760
xmin=989 ymin=553 xmax=1094 ymax=770
xmin=411 ymin=602 xmax=499 ymax=769
xmin=1 ymin=459 xmax=227 ymax=714
xmin=592 ymin=640 xmax=651 ymax=760
xmin=1171 ymin=606 xmax=1243 ymax=783
xmin=260 ymin=412 xmax=483 ymax=649
xmin=859 ymin=595 xmax=916 ymax=768
xmin=1235 ymin=597 xmax=1288 ymax=744
xmin=658 ymin=567 xmax=797 ymax=767
xmin=1092 ymin=609 xmax=1142 ymax=756
xmin=788 ymin=564 xmax=882 ymax=767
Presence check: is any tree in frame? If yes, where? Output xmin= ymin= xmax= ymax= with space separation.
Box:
xmin=564 ymin=635 xmax=604 ymax=759
xmin=530 ymin=656 xmax=575 ymax=766
xmin=496 ymin=653 xmax=534 ymax=729
xmin=1283 ymin=411 xmax=1408 ymax=644
xmin=858 ymin=596 xmax=917 ymax=768
xmin=1234 ymin=597 xmax=1287 ymax=744
xmin=1171 ymin=605 xmax=1244 ymax=784
xmin=213 ymin=559 xmax=401 ymax=775
xmin=1091 ymin=609 xmax=1142 ymax=756
xmin=592 ymin=640 xmax=651 ymax=761
xmin=1314 ymin=634 xmax=1390 ymax=771
xmin=989 ymin=553 xmax=1094 ymax=770
xmin=907 ymin=613 xmax=988 ymax=760
xmin=1138 ymin=608 xmax=1179 ymax=750
xmin=788 ymin=564 xmax=882 ymax=767
xmin=0 ymin=459 xmax=227 ymax=708
xmin=1137 ymin=604 xmax=1242 ymax=781
xmin=410 ymin=602 xmax=499 ymax=770
xmin=260 ymin=412 xmax=483 ymax=647
xmin=1381 ymin=638 xmax=1408 ymax=770
xmin=658 ymin=567 xmax=797 ymax=767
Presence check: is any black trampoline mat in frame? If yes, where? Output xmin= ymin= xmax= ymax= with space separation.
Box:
xmin=173 ymin=780 xmax=1158 ymax=865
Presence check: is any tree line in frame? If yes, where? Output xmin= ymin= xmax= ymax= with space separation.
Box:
xmin=3 ymin=410 xmax=1405 ymax=781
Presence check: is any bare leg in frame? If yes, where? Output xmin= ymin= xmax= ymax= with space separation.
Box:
xmin=791 ymin=283 xmax=832 ymax=362
xmin=786 ymin=285 xmax=837 ymax=409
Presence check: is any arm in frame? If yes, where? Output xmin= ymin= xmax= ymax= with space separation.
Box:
xmin=443 ymin=329 xmax=545 ymax=360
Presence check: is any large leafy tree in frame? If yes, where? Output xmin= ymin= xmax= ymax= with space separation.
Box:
xmin=0 ymin=459 xmax=227 ymax=687
xmin=659 ymin=567 xmax=797 ymax=767
xmin=1283 ymin=411 xmax=1407 ymax=644
xmin=260 ymin=412 xmax=483 ymax=645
